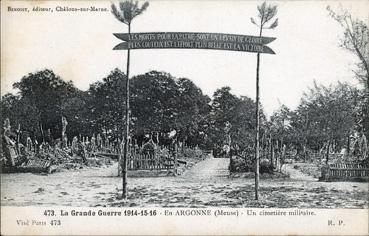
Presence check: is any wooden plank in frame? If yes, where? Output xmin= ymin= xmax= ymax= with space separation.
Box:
xmin=113 ymin=41 xmax=276 ymax=54
xmin=329 ymin=168 xmax=369 ymax=171
xmin=113 ymin=32 xmax=276 ymax=45
xmin=327 ymin=167 xmax=369 ymax=178
xmin=127 ymin=153 xmax=176 ymax=171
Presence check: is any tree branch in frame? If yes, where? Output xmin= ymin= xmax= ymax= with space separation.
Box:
xmin=344 ymin=18 xmax=369 ymax=89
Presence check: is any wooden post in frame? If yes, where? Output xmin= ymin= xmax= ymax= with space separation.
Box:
xmin=174 ymin=142 xmax=178 ymax=176
xmin=122 ymin=23 xmax=131 ymax=199
xmin=254 ymin=25 xmax=263 ymax=201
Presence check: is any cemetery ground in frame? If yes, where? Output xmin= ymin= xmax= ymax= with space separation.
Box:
xmin=1 ymin=156 xmax=368 ymax=208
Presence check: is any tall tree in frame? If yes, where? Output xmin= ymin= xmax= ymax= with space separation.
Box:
xmin=209 ymin=87 xmax=260 ymax=155
xmin=61 ymin=90 xmax=90 ymax=138
xmin=88 ymin=69 xmax=127 ymax=137
xmin=231 ymin=96 xmax=258 ymax=152
xmin=250 ymin=1 xmax=278 ymax=200
xmin=131 ymin=71 xmax=210 ymax=147
xmin=270 ymin=104 xmax=292 ymax=147
xmin=209 ymin=87 xmax=240 ymax=151
xmin=269 ymin=105 xmax=292 ymax=167
xmin=327 ymin=6 xmax=369 ymax=93
xmin=291 ymin=81 xmax=359 ymax=162
xmin=327 ymin=6 xmax=369 ymax=143
xmin=1 ymin=93 xmax=41 ymax=141
xmin=175 ymin=77 xmax=211 ymax=148
xmin=12 ymin=69 xmax=78 ymax=141
xmin=130 ymin=71 xmax=178 ymax=137
xmin=111 ymin=0 xmax=149 ymax=198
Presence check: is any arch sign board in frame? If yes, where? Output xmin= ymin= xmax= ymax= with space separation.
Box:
xmin=113 ymin=32 xmax=276 ymax=54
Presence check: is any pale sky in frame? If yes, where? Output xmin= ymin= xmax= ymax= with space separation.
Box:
xmin=1 ymin=0 xmax=368 ymax=117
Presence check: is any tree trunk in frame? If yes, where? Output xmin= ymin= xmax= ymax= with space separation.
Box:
xmin=182 ymin=136 xmax=187 ymax=153
xmin=347 ymin=135 xmax=350 ymax=156
xmin=156 ymin=132 xmax=160 ymax=146
xmin=16 ymin=124 xmax=21 ymax=155
xmin=262 ymin=132 xmax=266 ymax=159
xmin=39 ymin=123 xmax=44 ymax=143
xmin=325 ymin=139 xmax=331 ymax=165
xmin=269 ymin=135 xmax=273 ymax=169
xmin=272 ymin=143 xmax=277 ymax=169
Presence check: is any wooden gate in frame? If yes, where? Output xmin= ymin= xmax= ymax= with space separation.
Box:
xmin=127 ymin=154 xmax=175 ymax=171
xmin=321 ymin=163 xmax=369 ymax=182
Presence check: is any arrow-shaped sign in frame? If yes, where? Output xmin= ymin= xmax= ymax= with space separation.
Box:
xmin=113 ymin=32 xmax=276 ymax=45
xmin=113 ymin=40 xmax=275 ymax=54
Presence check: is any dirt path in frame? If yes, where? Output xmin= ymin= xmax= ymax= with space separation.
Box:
xmin=1 ymin=157 xmax=368 ymax=208
xmin=283 ymin=164 xmax=317 ymax=181
xmin=181 ymin=157 xmax=229 ymax=181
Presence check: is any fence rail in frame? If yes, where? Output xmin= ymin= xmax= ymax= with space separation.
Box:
xmin=321 ymin=163 xmax=369 ymax=182
xmin=127 ymin=154 xmax=175 ymax=171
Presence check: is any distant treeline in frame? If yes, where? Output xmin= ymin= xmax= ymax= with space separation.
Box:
xmin=1 ymin=69 xmax=368 ymax=157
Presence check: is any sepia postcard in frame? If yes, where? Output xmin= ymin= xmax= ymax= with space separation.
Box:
xmin=1 ymin=0 xmax=368 ymax=235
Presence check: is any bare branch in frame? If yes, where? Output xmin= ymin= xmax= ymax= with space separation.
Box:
xmin=328 ymin=5 xmax=369 ymax=91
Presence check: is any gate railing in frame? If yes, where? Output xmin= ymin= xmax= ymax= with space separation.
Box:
xmin=127 ymin=153 xmax=175 ymax=171
xmin=321 ymin=163 xmax=369 ymax=182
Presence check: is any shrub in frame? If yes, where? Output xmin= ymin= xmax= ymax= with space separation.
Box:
xmin=230 ymin=155 xmax=273 ymax=174
xmin=180 ymin=147 xmax=204 ymax=159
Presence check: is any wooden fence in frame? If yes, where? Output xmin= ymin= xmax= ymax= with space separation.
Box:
xmin=127 ymin=154 xmax=176 ymax=171
xmin=321 ymin=163 xmax=369 ymax=182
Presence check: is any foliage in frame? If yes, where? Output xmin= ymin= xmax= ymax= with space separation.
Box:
xmin=87 ymin=68 xmax=127 ymax=138
xmin=208 ymin=87 xmax=262 ymax=152
xmin=130 ymin=71 xmax=178 ymax=135
xmin=327 ymin=6 xmax=369 ymax=92
xmin=280 ymin=82 xmax=361 ymax=157
xmin=1 ymin=68 xmax=366 ymax=162
xmin=179 ymin=147 xmax=204 ymax=159
xmin=8 ymin=70 xmax=78 ymax=140
xmin=270 ymin=104 xmax=292 ymax=142
xmin=1 ymin=93 xmax=40 ymax=139
xmin=111 ymin=0 xmax=149 ymax=25
xmin=174 ymin=77 xmax=211 ymax=147
xmin=130 ymin=71 xmax=210 ymax=146
xmin=251 ymin=1 xmax=278 ymax=33
xmin=230 ymin=156 xmax=273 ymax=173
xmin=60 ymin=90 xmax=90 ymax=138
